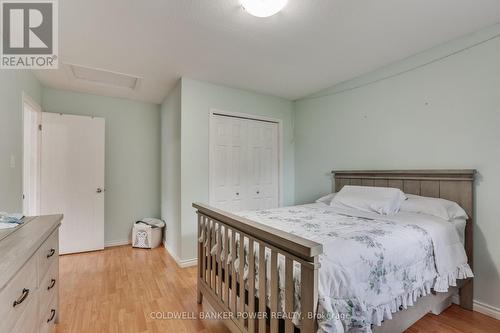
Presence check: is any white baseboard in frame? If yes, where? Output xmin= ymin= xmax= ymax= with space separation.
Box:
xmin=473 ymin=300 xmax=500 ymax=320
xmin=451 ymin=293 xmax=500 ymax=320
xmin=163 ymin=241 xmax=198 ymax=268
xmin=104 ymin=239 xmax=130 ymax=247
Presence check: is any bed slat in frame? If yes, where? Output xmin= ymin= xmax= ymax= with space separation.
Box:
xmin=387 ymin=179 xmax=404 ymax=190
xmin=420 ymin=180 xmax=440 ymax=198
xmin=238 ymin=232 xmax=245 ymax=327
xmin=284 ymin=257 xmax=294 ymax=333
xmin=217 ymin=223 xmax=223 ymax=298
xmin=224 ymin=226 xmax=230 ymax=305
xmin=211 ymin=220 xmax=216 ymax=290
xmin=270 ymin=249 xmax=279 ymax=333
xmin=361 ymin=178 xmax=374 ymax=186
xmin=248 ymin=239 xmax=256 ymax=333
xmin=258 ymin=243 xmax=266 ymax=333
xmin=350 ymin=178 xmax=362 ymax=186
xmin=197 ymin=214 xmax=204 ymax=303
xmin=231 ymin=229 xmax=237 ymax=314
xmin=207 ymin=218 xmax=213 ymax=287
xmin=373 ymin=179 xmax=388 ymax=187
xmin=403 ymin=180 xmax=421 ymax=195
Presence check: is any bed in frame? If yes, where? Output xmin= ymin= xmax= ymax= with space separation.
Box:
xmin=193 ymin=170 xmax=475 ymax=333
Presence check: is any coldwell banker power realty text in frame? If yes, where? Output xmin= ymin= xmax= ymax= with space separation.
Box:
xmin=1 ymin=0 xmax=58 ymax=69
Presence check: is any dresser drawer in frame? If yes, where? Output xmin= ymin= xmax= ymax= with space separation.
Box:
xmin=39 ymin=292 xmax=58 ymax=333
xmin=38 ymin=260 xmax=58 ymax=321
xmin=11 ymin=289 xmax=39 ymax=333
xmin=0 ymin=254 xmax=38 ymax=332
xmin=37 ymin=230 xmax=59 ymax=285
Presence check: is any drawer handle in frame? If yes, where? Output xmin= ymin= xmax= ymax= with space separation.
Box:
xmin=47 ymin=278 xmax=56 ymax=290
xmin=12 ymin=288 xmax=30 ymax=307
xmin=47 ymin=309 xmax=56 ymax=323
xmin=47 ymin=248 xmax=55 ymax=258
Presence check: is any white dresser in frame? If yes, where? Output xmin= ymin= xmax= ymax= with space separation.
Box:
xmin=0 ymin=215 xmax=62 ymax=333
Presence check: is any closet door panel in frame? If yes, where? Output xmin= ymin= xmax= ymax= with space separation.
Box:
xmin=247 ymin=121 xmax=263 ymax=210
xmin=246 ymin=120 xmax=279 ymax=210
xmin=260 ymin=122 xmax=279 ymax=210
xmin=210 ymin=116 xmax=247 ymax=212
xmin=229 ymin=119 xmax=247 ymax=211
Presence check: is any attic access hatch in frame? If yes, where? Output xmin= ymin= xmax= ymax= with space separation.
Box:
xmin=67 ymin=63 xmax=140 ymax=90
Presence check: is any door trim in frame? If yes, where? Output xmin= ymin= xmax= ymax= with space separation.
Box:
xmin=208 ymin=109 xmax=284 ymax=208
xmin=22 ymin=92 xmax=42 ymax=216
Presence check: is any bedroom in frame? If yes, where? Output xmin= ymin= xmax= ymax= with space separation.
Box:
xmin=0 ymin=0 xmax=499 ymax=332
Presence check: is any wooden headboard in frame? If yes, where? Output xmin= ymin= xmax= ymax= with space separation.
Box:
xmin=332 ymin=169 xmax=476 ymax=309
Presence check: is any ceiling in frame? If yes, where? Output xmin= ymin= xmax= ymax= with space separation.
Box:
xmin=33 ymin=0 xmax=500 ymax=104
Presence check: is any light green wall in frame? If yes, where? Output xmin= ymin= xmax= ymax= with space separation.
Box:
xmin=0 ymin=71 xmax=42 ymax=212
xmin=294 ymin=24 xmax=500 ymax=310
xmin=42 ymin=88 xmax=161 ymax=245
xmin=160 ymin=80 xmax=181 ymax=257
xmin=177 ymin=78 xmax=295 ymax=260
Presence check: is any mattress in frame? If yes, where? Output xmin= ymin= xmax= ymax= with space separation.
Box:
xmin=204 ymin=203 xmax=472 ymax=333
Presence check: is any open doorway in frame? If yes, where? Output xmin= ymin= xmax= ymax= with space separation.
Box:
xmin=22 ymin=93 xmax=42 ymax=216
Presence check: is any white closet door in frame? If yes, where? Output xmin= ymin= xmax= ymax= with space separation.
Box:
xmin=210 ymin=114 xmax=279 ymax=212
xmin=246 ymin=120 xmax=279 ymax=210
xmin=210 ymin=115 xmax=247 ymax=212
xmin=41 ymin=113 xmax=105 ymax=254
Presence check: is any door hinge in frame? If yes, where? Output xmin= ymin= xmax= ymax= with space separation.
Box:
xmin=38 ymin=124 xmax=42 ymax=131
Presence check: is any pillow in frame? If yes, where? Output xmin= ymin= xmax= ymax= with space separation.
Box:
xmin=400 ymin=194 xmax=468 ymax=221
xmin=330 ymin=186 xmax=406 ymax=215
xmin=315 ymin=193 xmax=336 ymax=205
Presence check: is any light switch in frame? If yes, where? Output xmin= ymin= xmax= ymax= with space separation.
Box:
xmin=10 ymin=155 xmax=15 ymax=168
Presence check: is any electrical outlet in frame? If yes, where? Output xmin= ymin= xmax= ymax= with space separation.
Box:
xmin=10 ymin=155 xmax=15 ymax=168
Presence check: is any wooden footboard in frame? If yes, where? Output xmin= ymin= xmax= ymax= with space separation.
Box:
xmin=193 ymin=203 xmax=323 ymax=333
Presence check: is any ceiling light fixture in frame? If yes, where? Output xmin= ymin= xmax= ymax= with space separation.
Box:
xmin=241 ymin=0 xmax=287 ymax=18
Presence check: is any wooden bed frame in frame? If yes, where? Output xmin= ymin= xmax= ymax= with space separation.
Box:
xmin=193 ymin=169 xmax=475 ymax=333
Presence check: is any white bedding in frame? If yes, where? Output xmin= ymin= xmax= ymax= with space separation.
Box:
xmin=450 ymin=218 xmax=466 ymax=245
xmin=202 ymin=203 xmax=472 ymax=333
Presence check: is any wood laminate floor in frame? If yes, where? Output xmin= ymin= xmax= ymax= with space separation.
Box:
xmin=55 ymin=245 xmax=499 ymax=333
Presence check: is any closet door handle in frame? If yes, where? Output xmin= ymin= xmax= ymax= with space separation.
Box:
xmin=47 ymin=248 xmax=55 ymax=258
xmin=256 ymin=191 xmax=260 ymax=194
xmin=236 ymin=192 xmax=239 ymax=196
xmin=12 ymin=288 xmax=29 ymax=307
xmin=47 ymin=279 xmax=56 ymax=290
xmin=47 ymin=309 xmax=56 ymax=323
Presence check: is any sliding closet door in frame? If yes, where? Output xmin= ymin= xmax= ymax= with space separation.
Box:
xmin=209 ymin=113 xmax=279 ymax=212
xmin=40 ymin=113 xmax=105 ymax=254
xmin=210 ymin=115 xmax=248 ymax=212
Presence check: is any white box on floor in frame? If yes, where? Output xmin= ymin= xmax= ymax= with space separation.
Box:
xmin=132 ymin=218 xmax=165 ymax=249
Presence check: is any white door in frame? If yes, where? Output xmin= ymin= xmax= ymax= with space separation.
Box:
xmin=247 ymin=120 xmax=279 ymax=210
xmin=210 ymin=115 xmax=247 ymax=212
xmin=209 ymin=114 xmax=279 ymax=212
xmin=40 ymin=113 xmax=105 ymax=254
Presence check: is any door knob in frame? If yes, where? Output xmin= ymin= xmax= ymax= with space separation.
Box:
xmin=256 ymin=190 xmax=260 ymax=194
xmin=96 ymin=188 xmax=104 ymax=193
xmin=236 ymin=192 xmax=239 ymax=196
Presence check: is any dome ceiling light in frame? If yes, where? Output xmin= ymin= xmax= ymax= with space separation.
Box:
xmin=240 ymin=0 xmax=288 ymax=18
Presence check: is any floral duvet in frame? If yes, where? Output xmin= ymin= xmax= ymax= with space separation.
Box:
xmin=233 ymin=203 xmax=473 ymax=333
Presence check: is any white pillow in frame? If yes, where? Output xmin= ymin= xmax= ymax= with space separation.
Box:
xmin=400 ymin=194 xmax=468 ymax=221
xmin=331 ymin=186 xmax=407 ymax=215
xmin=315 ymin=193 xmax=336 ymax=205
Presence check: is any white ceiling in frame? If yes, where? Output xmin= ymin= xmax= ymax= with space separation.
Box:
xmin=33 ymin=0 xmax=500 ymax=104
